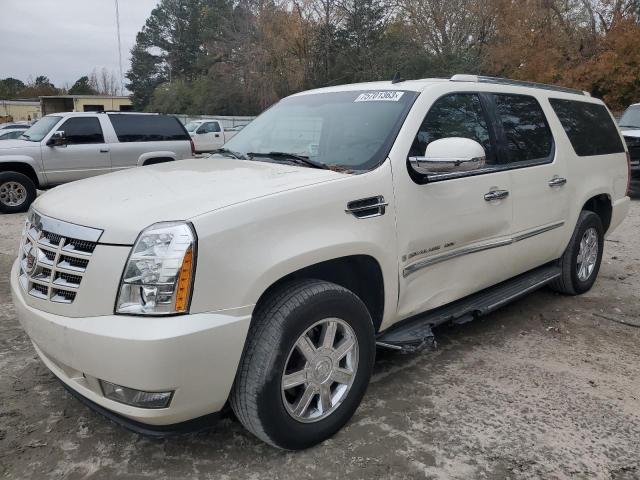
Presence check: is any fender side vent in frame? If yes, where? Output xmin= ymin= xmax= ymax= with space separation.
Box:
xmin=345 ymin=196 xmax=388 ymax=219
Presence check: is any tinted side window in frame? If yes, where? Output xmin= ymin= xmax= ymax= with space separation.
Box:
xmin=206 ymin=122 xmax=221 ymax=133
xmin=8 ymin=131 xmax=24 ymax=139
xmin=410 ymin=93 xmax=495 ymax=164
xmin=108 ymin=114 xmax=189 ymax=142
xmin=492 ymin=94 xmax=553 ymax=163
xmin=549 ymin=99 xmax=624 ymax=156
xmin=59 ymin=117 xmax=104 ymax=145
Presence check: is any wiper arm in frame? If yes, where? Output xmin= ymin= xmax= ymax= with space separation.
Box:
xmin=211 ymin=148 xmax=247 ymax=159
xmin=248 ymin=151 xmax=330 ymax=170
xmin=619 ymin=124 xmax=640 ymax=128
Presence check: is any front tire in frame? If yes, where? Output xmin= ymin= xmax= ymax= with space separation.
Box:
xmin=230 ymin=279 xmax=375 ymax=450
xmin=550 ymin=210 xmax=604 ymax=295
xmin=0 ymin=171 xmax=36 ymax=214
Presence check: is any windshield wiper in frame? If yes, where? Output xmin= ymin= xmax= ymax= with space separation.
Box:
xmin=619 ymin=124 xmax=640 ymax=128
xmin=248 ymin=151 xmax=330 ymax=170
xmin=211 ymin=148 xmax=247 ymax=159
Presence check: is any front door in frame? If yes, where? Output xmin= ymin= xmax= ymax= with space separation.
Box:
xmin=393 ymin=92 xmax=515 ymax=320
xmin=41 ymin=116 xmax=111 ymax=185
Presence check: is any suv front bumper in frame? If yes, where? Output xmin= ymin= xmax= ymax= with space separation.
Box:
xmin=10 ymin=260 xmax=251 ymax=427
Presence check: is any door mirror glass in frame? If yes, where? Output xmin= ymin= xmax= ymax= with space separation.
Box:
xmin=47 ymin=130 xmax=67 ymax=147
xmin=408 ymin=137 xmax=486 ymax=176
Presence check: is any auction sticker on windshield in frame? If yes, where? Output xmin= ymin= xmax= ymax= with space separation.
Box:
xmin=354 ymin=91 xmax=404 ymax=102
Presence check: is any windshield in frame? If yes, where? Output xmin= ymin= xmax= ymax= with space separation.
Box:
xmin=184 ymin=121 xmax=200 ymax=132
xmin=21 ymin=116 xmax=61 ymax=142
xmin=223 ymin=90 xmax=418 ymax=171
xmin=619 ymin=106 xmax=640 ymax=129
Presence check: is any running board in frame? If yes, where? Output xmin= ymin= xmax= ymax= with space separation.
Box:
xmin=377 ymin=264 xmax=561 ymax=353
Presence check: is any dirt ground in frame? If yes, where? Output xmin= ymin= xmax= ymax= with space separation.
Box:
xmin=1 ymin=202 xmax=639 ymax=480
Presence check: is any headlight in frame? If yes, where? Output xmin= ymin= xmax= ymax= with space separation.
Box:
xmin=116 ymin=221 xmax=196 ymax=315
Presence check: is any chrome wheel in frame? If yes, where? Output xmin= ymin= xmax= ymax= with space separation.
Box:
xmin=281 ymin=318 xmax=359 ymax=423
xmin=577 ymin=227 xmax=598 ymax=282
xmin=0 ymin=181 xmax=27 ymax=207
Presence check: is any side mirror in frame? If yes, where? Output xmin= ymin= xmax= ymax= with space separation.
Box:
xmin=196 ymin=127 xmax=207 ymax=135
xmin=408 ymin=137 xmax=486 ymax=177
xmin=46 ymin=131 xmax=67 ymax=147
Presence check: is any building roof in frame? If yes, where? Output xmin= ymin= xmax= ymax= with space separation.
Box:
xmin=0 ymin=99 xmax=40 ymax=105
xmin=39 ymin=95 xmax=130 ymax=100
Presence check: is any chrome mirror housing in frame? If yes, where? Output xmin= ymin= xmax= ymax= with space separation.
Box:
xmin=47 ymin=130 xmax=67 ymax=147
xmin=408 ymin=137 xmax=486 ymax=176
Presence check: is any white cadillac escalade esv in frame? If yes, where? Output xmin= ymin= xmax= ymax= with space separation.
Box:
xmin=11 ymin=75 xmax=630 ymax=449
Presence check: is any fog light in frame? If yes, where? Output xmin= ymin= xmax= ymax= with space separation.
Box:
xmin=100 ymin=380 xmax=173 ymax=409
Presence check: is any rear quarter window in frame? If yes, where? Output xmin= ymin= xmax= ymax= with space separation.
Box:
xmin=549 ymin=99 xmax=624 ymax=156
xmin=108 ymin=114 xmax=189 ymax=143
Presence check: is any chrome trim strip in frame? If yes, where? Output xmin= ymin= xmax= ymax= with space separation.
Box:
xmin=345 ymin=196 xmax=387 ymax=219
xmin=345 ymin=202 xmax=388 ymax=213
xmin=402 ymin=221 xmax=566 ymax=277
xmin=403 ymin=238 xmax=512 ymax=278
xmin=31 ymin=210 xmax=103 ymax=243
xmin=512 ymin=221 xmax=565 ymax=243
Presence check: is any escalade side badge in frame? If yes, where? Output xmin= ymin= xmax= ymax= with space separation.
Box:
xmin=345 ymin=196 xmax=388 ymax=219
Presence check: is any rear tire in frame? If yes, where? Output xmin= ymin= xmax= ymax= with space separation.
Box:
xmin=230 ymin=279 xmax=375 ymax=450
xmin=0 ymin=171 xmax=36 ymax=214
xmin=550 ymin=210 xmax=604 ymax=295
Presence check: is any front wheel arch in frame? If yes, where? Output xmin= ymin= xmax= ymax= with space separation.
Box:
xmin=252 ymin=255 xmax=385 ymax=334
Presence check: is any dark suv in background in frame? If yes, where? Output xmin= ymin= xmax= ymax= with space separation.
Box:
xmin=619 ymin=103 xmax=640 ymax=196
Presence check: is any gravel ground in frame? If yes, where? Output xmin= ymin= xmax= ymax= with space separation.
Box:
xmin=1 ymin=202 xmax=639 ymax=480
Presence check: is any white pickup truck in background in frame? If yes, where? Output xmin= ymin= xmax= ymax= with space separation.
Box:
xmin=185 ymin=120 xmax=243 ymax=153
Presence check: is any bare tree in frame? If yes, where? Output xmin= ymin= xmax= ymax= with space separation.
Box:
xmin=399 ymin=0 xmax=496 ymax=59
xmin=89 ymin=68 xmax=121 ymax=95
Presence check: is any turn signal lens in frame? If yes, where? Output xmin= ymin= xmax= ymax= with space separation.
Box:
xmin=175 ymin=247 xmax=194 ymax=312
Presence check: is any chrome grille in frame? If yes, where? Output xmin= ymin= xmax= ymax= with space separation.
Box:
xmin=18 ymin=210 xmax=102 ymax=304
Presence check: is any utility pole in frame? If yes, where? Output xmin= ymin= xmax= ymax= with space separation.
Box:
xmin=114 ymin=0 xmax=124 ymax=95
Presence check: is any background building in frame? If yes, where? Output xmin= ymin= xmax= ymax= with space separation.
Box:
xmin=0 ymin=100 xmax=41 ymax=122
xmin=40 ymin=95 xmax=132 ymax=115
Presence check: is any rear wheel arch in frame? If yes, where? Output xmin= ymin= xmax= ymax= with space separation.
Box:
xmin=252 ymin=255 xmax=385 ymax=333
xmin=581 ymin=194 xmax=612 ymax=233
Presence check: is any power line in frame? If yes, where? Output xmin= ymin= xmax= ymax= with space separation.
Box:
xmin=114 ymin=0 xmax=124 ymax=95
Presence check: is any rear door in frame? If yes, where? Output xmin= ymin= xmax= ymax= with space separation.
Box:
xmin=488 ymin=93 xmax=570 ymax=272
xmin=41 ymin=116 xmax=111 ymax=184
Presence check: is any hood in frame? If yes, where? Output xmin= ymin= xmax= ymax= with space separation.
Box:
xmin=34 ymin=157 xmax=344 ymax=244
xmin=620 ymin=128 xmax=640 ymax=138
xmin=0 ymin=139 xmax=34 ymax=150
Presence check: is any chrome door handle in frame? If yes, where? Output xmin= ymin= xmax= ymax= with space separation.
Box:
xmin=548 ymin=177 xmax=567 ymax=187
xmin=484 ymin=189 xmax=509 ymax=201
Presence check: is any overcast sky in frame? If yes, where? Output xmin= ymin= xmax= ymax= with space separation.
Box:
xmin=0 ymin=0 xmax=158 ymax=90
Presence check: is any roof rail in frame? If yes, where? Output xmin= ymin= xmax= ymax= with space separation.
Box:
xmin=450 ymin=74 xmax=585 ymax=96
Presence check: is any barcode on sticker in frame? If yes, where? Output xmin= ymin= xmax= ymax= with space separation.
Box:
xmin=354 ymin=91 xmax=404 ymax=102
